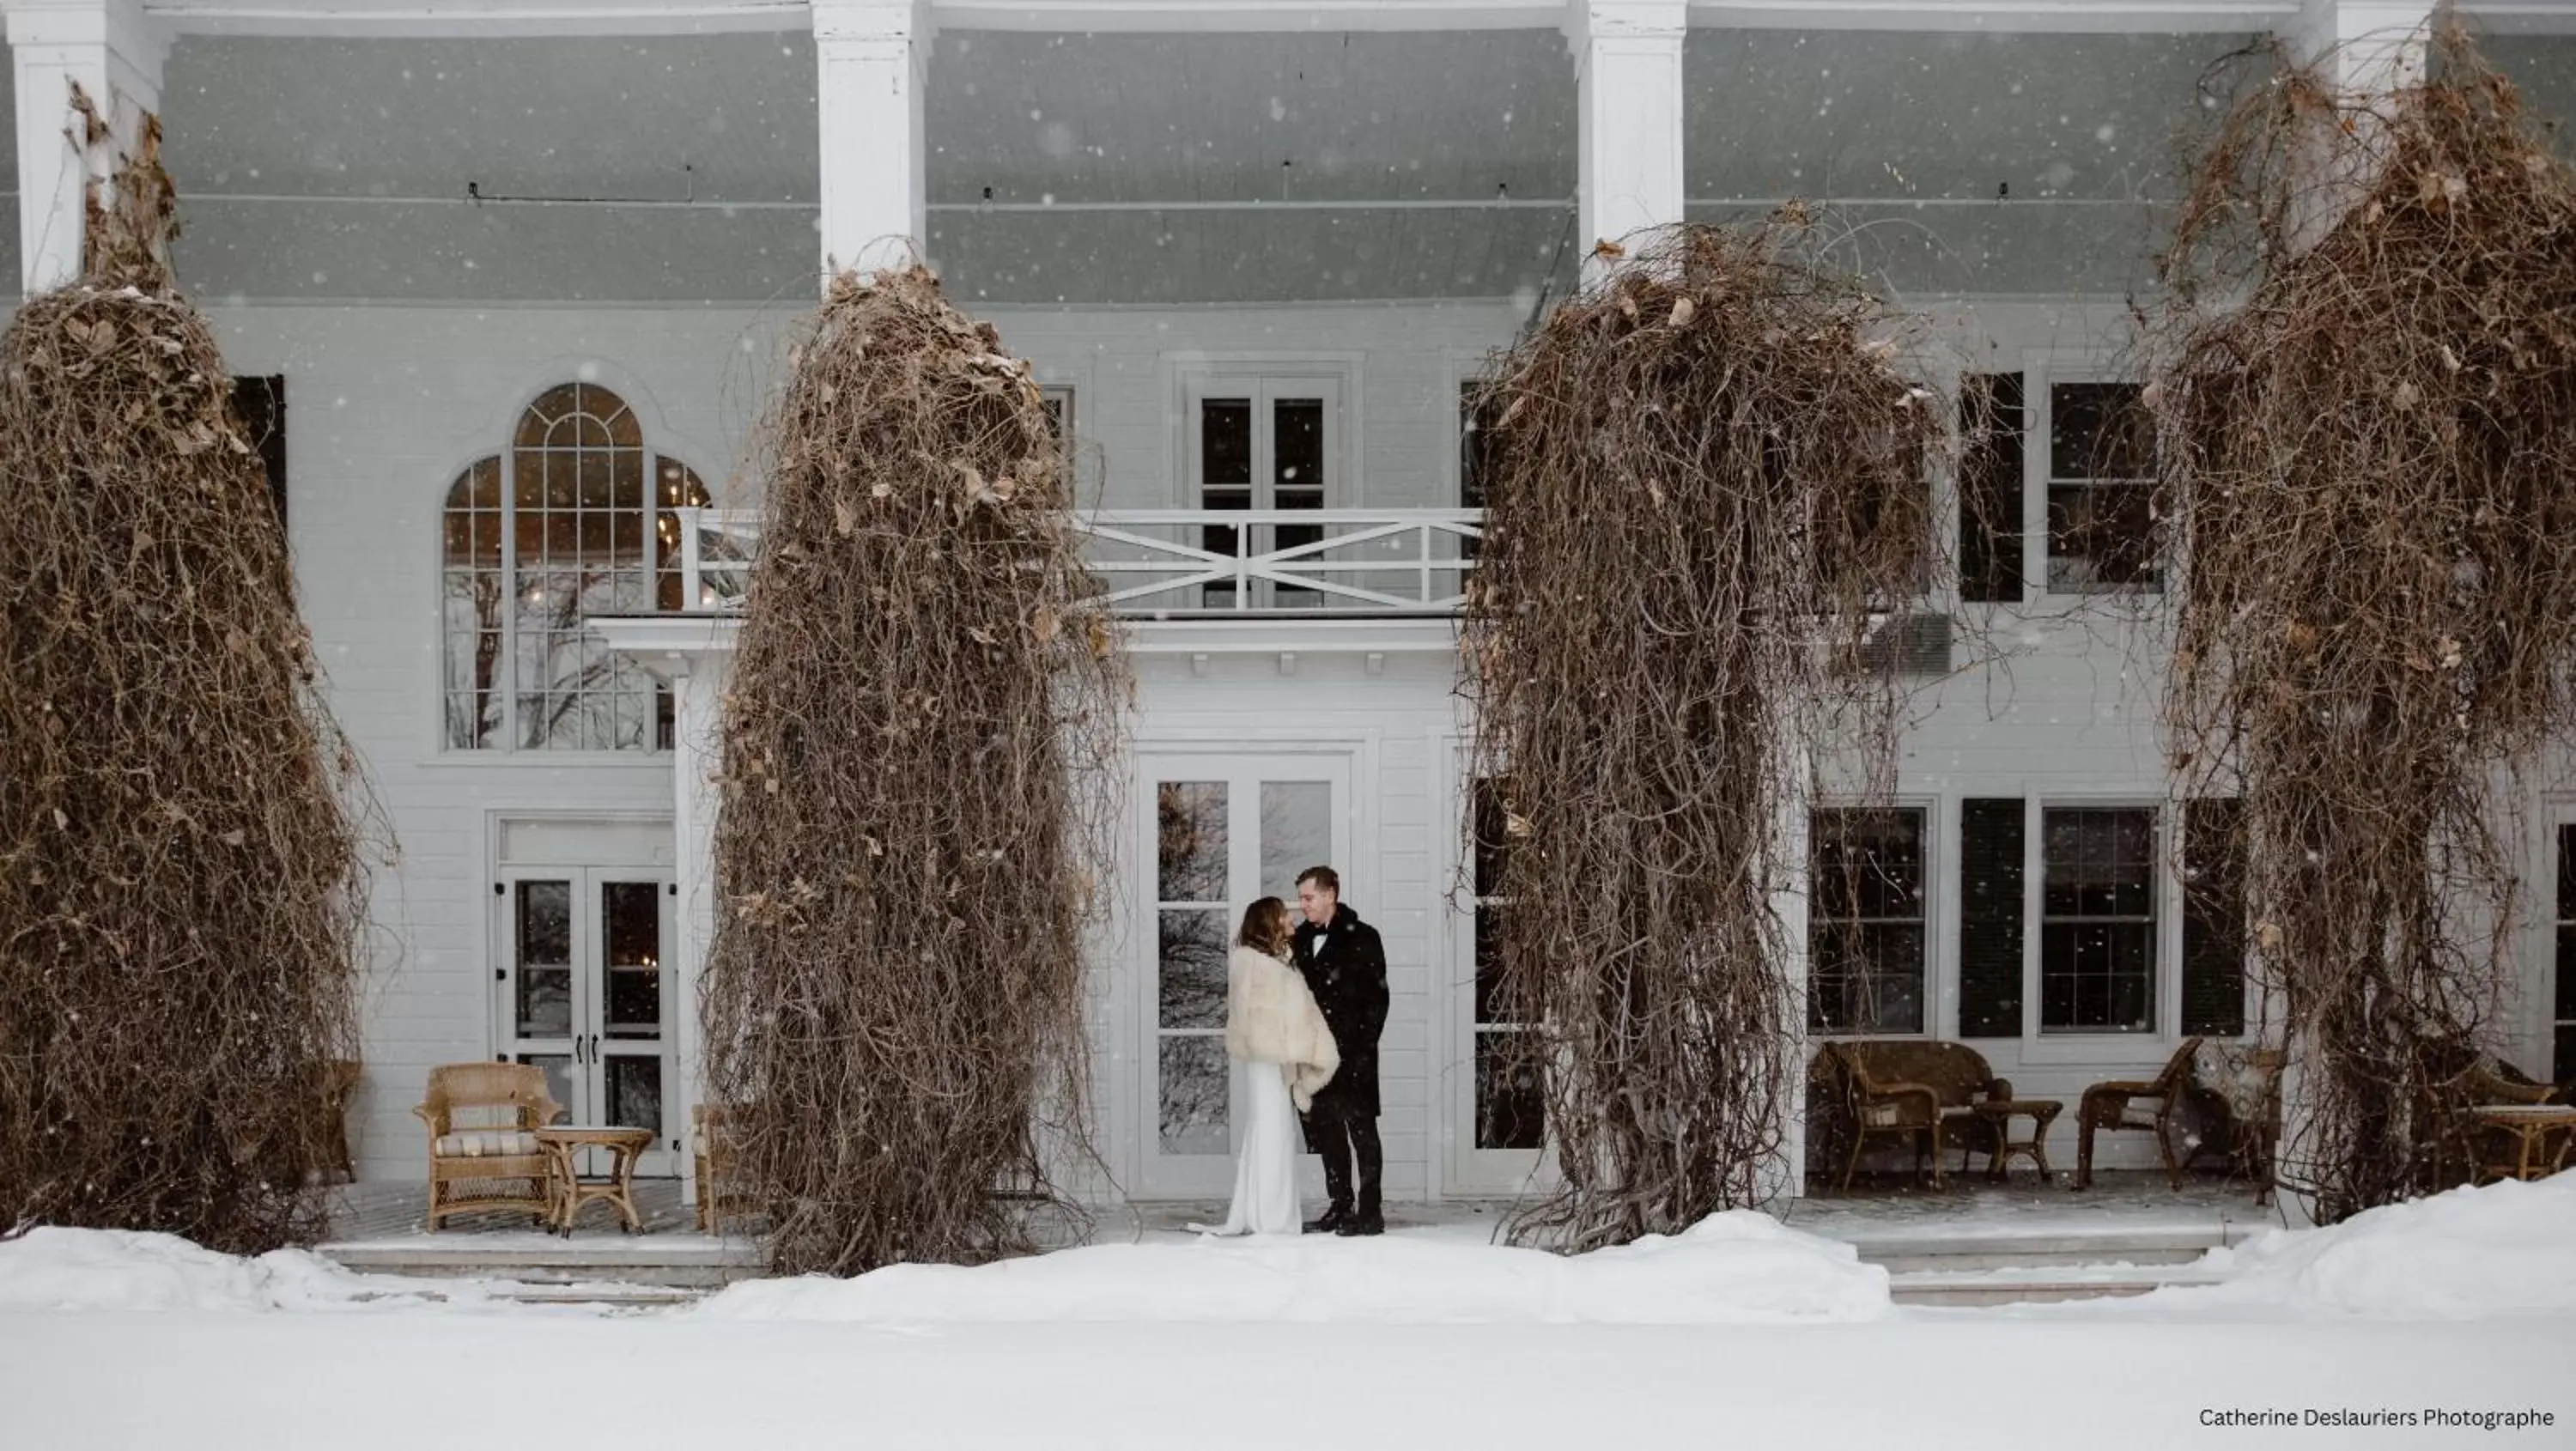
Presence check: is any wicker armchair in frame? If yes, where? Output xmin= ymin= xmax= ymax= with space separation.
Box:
xmin=2421 ymin=1048 xmax=2562 ymax=1186
xmin=1812 ymin=1041 xmax=2014 ymax=1191
xmin=2076 ymin=1038 xmax=2215 ymax=1189
xmin=415 ymin=1062 xmax=565 ymax=1230
xmin=691 ymin=1102 xmax=759 ymax=1234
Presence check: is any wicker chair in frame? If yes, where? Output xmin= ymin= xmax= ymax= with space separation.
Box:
xmin=2075 ymin=1038 xmax=2214 ymax=1189
xmin=415 ymin=1062 xmax=565 ymax=1230
xmin=1812 ymin=1041 xmax=2014 ymax=1191
xmin=690 ymin=1102 xmax=758 ymax=1234
xmin=2421 ymin=1048 xmax=2563 ymax=1186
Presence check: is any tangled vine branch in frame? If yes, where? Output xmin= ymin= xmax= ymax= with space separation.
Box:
xmin=0 ymin=98 xmax=386 ymax=1252
xmin=2152 ymin=27 xmax=2576 ymax=1220
xmin=1467 ymin=223 xmax=1938 ymax=1251
xmin=703 ymin=266 xmax=1127 ymax=1277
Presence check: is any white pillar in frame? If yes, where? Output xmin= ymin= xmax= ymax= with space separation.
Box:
xmin=2291 ymin=0 xmax=2433 ymax=95
xmin=2281 ymin=0 xmax=2436 ymax=254
xmin=813 ymin=0 xmax=929 ymax=287
xmin=670 ymin=653 xmax=728 ymax=1211
xmin=2269 ymin=1 xmax=2436 ymax=1223
xmin=3 ymin=0 xmax=166 ymax=294
xmin=1569 ymin=0 xmax=1686 ymax=279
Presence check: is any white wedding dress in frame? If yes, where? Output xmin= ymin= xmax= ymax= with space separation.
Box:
xmin=1191 ymin=1060 xmax=1302 ymax=1236
xmin=1188 ymin=944 xmax=1334 ymax=1238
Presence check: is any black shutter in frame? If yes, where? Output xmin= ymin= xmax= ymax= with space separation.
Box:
xmin=1958 ymin=372 xmax=2024 ymax=604
xmin=231 ymin=374 xmax=288 ymax=532
xmin=1958 ymin=797 xmax=2026 ymax=1037
xmin=2182 ymin=798 xmax=2248 ymax=1036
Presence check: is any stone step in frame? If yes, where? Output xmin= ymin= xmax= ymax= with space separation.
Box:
xmin=319 ymin=1235 xmax=762 ymax=1291
xmin=1889 ymin=1264 xmax=2229 ymax=1308
xmin=1867 ymin=1244 xmax=2215 ymax=1273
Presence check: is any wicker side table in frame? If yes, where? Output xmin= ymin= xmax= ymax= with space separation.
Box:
xmin=2469 ymin=1104 xmax=2576 ymax=1183
xmin=1968 ymin=1099 xmax=2063 ymax=1181
xmin=534 ymin=1126 xmax=656 ymax=1235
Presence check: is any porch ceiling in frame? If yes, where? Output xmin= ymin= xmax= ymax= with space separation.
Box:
xmin=150 ymin=28 xmax=1577 ymax=303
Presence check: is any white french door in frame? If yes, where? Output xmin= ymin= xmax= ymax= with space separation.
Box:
xmin=1139 ymin=751 xmax=1352 ymax=1198
xmin=1184 ymin=373 xmax=1344 ymax=610
xmin=495 ymin=868 xmax=679 ymax=1176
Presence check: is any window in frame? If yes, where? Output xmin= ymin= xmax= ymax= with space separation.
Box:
xmin=1956 ymin=372 xmax=2023 ymax=604
xmin=1185 ymin=371 xmax=1341 ymax=609
xmin=2040 ymin=808 xmax=2159 ymax=1033
xmin=2555 ymin=826 xmax=2576 ymax=1084
xmin=440 ymin=383 xmax=711 ymax=751
xmin=1039 ymin=384 xmax=1074 ymax=446
xmin=1470 ymin=778 xmax=1542 ymax=1150
xmin=2045 ymin=381 xmax=2160 ymax=592
xmin=1808 ymin=809 xmax=1928 ymax=1034
xmin=1460 ymin=381 xmax=1501 ymax=564
xmin=231 ymin=375 xmax=287 ymax=533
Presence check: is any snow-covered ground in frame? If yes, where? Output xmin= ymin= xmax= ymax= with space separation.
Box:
xmin=6 ymin=1178 xmax=2574 ymax=1450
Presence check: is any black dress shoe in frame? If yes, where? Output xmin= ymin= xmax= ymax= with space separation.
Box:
xmin=1335 ymin=1211 xmax=1385 ymax=1237
xmin=1303 ymin=1206 xmax=1347 ymax=1234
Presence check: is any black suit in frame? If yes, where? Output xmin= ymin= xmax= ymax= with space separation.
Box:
xmin=1293 ymin=902 xmax=1388 ymax=1218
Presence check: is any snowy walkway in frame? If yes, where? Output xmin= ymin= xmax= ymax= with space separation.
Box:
xmin=9 ymin=1311 xmax=2571 ymax=1451
xmin=9 ymin=1177 xmax=2574 ymax=1450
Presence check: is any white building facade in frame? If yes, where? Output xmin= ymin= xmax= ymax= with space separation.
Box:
xmin=6 ymin=0 xmax=2573 ymax=1203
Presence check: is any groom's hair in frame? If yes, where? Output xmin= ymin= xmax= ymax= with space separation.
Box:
xmin=1297 ymin=865 xmax=1340 ymax=895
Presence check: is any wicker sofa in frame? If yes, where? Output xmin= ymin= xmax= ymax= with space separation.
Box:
xmin=1808 ymin=1041 xmax=2015 ymax=1191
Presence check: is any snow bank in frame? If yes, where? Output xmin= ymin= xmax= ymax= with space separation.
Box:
xmin=0 ymin=1228 xmax=412 ymax=1313
xmin=691 ymin=1210 xmax=1890 ymax=1324
xmin=2188 ymin=1174 xmax=2576 ymax=1318
xmin=0 ymin=1228 xmax=637 ymax=1314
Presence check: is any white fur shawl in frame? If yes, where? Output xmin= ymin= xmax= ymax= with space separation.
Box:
xmin=1223 ymin=945 xmax=1340 ymax=1111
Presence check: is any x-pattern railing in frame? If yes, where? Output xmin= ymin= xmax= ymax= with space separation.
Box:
xmin=674 ymin=506 xmax=1482 ymax=616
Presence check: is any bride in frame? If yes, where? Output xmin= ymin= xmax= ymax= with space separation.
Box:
xmin=1189 ymin=897 xmax=1340 ymax=1236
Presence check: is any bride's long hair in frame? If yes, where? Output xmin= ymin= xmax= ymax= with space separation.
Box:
xmin=1236 ymin=897 xmax=1292 ymax=959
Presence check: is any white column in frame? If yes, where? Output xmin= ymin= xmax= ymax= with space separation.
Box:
xmin=3 ymin=0 xmax=166 ymax=294
xmin=2269 ymin=1 xmax=2436 ymax=1224
xmin=2281 ymin=0 xmax=2436 ymax=255
xmin=1569 ymin=0 xmax=1686 ymax=278
xmin=813 ymin=0 xmax=929 ymax=287
xmin=670 ymin=653 xmax=728 ymax=1211
xmin=2291 ymin=0 xmax=2434 ymax=95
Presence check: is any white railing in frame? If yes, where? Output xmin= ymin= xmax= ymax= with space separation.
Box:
xmin=673 ymin=506 xmax=1482 ymax=616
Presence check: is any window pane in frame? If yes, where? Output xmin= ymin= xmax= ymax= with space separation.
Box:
xmin=1460 ymin=384 xmax=1500 ymax=511
xmin=1471 ymin=778 xmax=1511 ymax=899
xmin=2041 ymin=807 xmax=2157 ymax=1032
xmin=605 ymin=1054 xmax=663 ymax=1138
xmin=1157 ymin=910 xmax=1227 ymax=1030
xmin=515 ymin=881 xmax=573 ymax=1040
xmin=1275 ymin=398 xmax=1324 ymax=500
xmin=2050 ymin=383 xmax=2154 ymax=480
xmin=2046 ymin=482 xmax=2160 ymax=591
xmin=602 ymin=882 xmax=662 ymax=1039
xmin=1259 ymin=781 xmax=1331 ymax=903
xmin=1200 ymin=398 xmax=1252 ymax=491
xmin=1158 ymin=1035 xmax=1228 ymax=1155
xmin=1156 ymin=782 xmax=1227 ymax=902
xmin=518 ymin=1053 xmax=574 ymax=1121
xmin=1474 ymin=1031 xmax=1544 ymax=1150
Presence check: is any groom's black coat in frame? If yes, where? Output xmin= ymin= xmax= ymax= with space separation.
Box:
xmin=1292 ymin=902 xmax=1388 ymax=1119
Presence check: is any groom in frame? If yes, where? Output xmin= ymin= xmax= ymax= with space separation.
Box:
xmin=1291 ymin=865 xmax=1388 ymax=1236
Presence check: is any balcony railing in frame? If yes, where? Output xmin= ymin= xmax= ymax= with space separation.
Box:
xmin=673 ymin=506 xmax=1482 ymax=617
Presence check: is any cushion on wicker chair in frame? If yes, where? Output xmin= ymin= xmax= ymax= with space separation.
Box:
xmin=2193 ymin=1040 xmax=2275 ymax=1121
xmin=434 ymin=1129 xmax=542 ymax=1157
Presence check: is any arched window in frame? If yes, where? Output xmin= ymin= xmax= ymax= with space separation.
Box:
xmin=441 ymin=383 xmax=711 ymax=750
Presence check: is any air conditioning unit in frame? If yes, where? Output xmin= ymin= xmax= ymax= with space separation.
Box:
xmin=1856 ymin=612 xmax=1952 ymax=677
